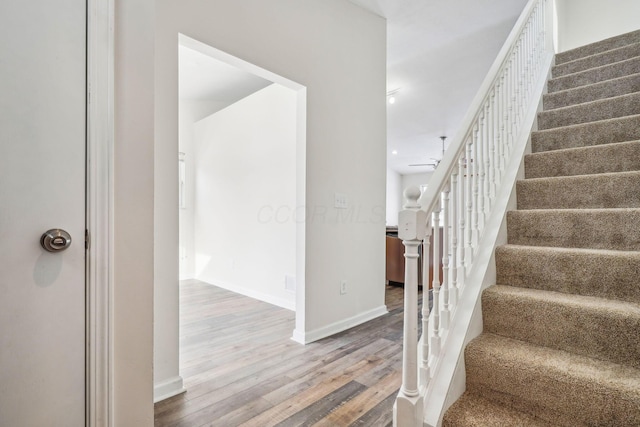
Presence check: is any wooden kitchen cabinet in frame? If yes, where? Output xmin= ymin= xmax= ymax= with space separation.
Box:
xmin=385 ymin=227 xmax=444 ymax=289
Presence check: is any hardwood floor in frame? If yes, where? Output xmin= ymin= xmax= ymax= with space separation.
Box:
xmin=154 ymin=279 xmax=419 ymax=427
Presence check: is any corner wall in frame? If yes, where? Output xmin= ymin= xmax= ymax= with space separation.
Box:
xmin=386 ymin=168 xmax=402 ymax=226
xmin=154 ymin=0 xmax=386 ymax=399
xmin=114 ymin=0 xmax=155 ymax=422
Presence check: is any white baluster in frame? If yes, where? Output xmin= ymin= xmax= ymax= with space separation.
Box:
xmin=394 ymin=187 xmax=426 ymax=427
xmin=519 ymin=37 xmax=526 ymax=118
xmin=503 ymin=65 xmax=512 ymax=157
xmin=511 ymin=56 xmax=517 ymax=150
xmin=420 ymin=225 xmax=432 ymax=386
xmin=489 ymin=90 xmax=497 ymax=201
xmin=466 ymin=136 xmax=475 ymax=266
xmin=499 ymin=74 xmax=507 ymax=175
xmin=459 ymin=148 xmax=467 ymax=276
xmin=441 ymin=184 xmax=450 ymax=330
xmin=483 ymin=103 xmax=491 ymax=217
xmin=451 ymin=165 xmax=459 ymax=306
xmin=494 ymin=80 xmax=503 ymax=184
xmin=430 ymin=197 xmax=441 ymax=358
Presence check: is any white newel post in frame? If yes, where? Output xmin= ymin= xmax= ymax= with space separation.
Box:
xmin=394 ymin=187 xmax=426 ymax=427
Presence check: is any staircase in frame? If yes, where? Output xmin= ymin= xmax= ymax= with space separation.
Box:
xmin=442 ymin=30 xmax=640 ymax=426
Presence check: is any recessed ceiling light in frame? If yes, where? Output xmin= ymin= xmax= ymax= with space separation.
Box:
xmin=392 ymin=150 xmax=398 ymax=155
xmin=388 ymin=96 xmax=396 ymax=104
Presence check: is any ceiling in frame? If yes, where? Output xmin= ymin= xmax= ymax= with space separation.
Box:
xmin=179 ymin=0 xmax=529 ymax=175
xmin=350 ymin=0 xmax=529 ymax=174
xmin=179 ymin=44 xmax=272 ymax=106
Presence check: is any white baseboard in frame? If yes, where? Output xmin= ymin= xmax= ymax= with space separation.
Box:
xmin=198 ymin=278 xmax=296 ymax=311
xmin=153 ymin=375 xmax=186 ymax=403
xmin=291 ymin=305 xmax=388 ymax=344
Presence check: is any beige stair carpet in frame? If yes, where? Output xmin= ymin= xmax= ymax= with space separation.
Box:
xmin=443 ymin=29 xmax=640 ymax=426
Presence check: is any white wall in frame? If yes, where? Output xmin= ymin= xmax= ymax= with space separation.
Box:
xmin=386 ymin=168 xmax=402 ymax=226
xmin=114 ymin=0 xmax=154 ymax=423
xmin=556 ymin=0 xmax=640 ymax=52
xmin=193 ymin=84 xmax=297 ymax=309
xmin=155 ymin=0 xmax=386 ymax=399
xmin=178 ymin=100 xmax=228 ymax=280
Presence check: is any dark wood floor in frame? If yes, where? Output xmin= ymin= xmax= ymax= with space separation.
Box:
xmin=154 ymin=279 xmax=419 ymax=427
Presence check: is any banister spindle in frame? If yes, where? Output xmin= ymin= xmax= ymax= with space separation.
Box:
xmin=470 ymin=124 xmax=483 ymax=244
xmin=420 ymin=224 xmax=432 ymax=386
xmin=451 ymin=165 xmax=459 ymax=304
xmin=431 ymin=197 xmax=442 ymax=358
xmin=489 ymin=90 xmax=497 ymax=201
xmin=466 ymin=136 xmax=475 ymax=265
xmin=483 ymin=103 xmax=491 ymax=216
xmin=499 ymin=74 xmax=507 ymax=175
xmin=459 ymin=148 xmax=467 ymax=274
xmin=441 ymin=184 xmax=450 ymax=330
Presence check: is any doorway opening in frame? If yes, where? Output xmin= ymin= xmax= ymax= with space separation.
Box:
xmin=177 ymin=33 xmax=307 ymax=340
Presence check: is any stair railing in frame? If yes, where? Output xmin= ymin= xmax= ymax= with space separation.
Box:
xmin=393 ymin=0 xmax=554 ymax=425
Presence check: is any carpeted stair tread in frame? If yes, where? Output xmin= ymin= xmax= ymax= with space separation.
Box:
xmin=465 ymin=333 xmax=640 ymax=427
xmin=442 ymin=392 xmax=553 ymax=427
xmin=525 ymin=140 xmax=640 ymax=178
xmin=544 ymin=72 xmax=640 ymax=110
xmin=531 ymin=114 xmax=640 ymax=153
xmin=555 ymin=29 xmax=640 ymax=64
xmin=552 ymin=42 xmax=640 ymax=78
xmin=547 ymin=55 xmax=640 ymax=93
xmin=537 ymin=91 xmax=640 ymax=130
xmin=482 ymin=285 xmax=640 ymax=369
xmin=516 ymin=170 xmax=640 ymax=209
xmin=507 ymin=208 xmax=640 ymax=251
xmin=495 ymin=244 xmax=640 ymax=304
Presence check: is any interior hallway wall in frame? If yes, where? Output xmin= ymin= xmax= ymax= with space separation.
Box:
xmin=113 ymin=0 xmax=155 ymax=422
xmin=178 ymin=100 xmax=227 ymax=280
xmin=193 ymin=84 xmax=297 ymax=309
xmin=155 ymin=0 xmax=386 ymax=401
xmin=556 ymin=0 xmax=640 ymax=52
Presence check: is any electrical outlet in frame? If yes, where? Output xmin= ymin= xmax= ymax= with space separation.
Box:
xmin=334 ymin=192 xmax=348 ymax=209
xmin=340 ymin=280 xmax=347 ymax=295
xmin=285 ymin=275 xmax=296 ymax=292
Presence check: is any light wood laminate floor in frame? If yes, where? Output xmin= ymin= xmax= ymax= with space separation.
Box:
xmin=154 ymin=279 xmax=418 ymax=427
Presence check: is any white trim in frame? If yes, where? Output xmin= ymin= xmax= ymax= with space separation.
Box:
xmin=200 ymin=279 xmax=296 ymax=311
xmin=291 ymin=305 xmax=389 ymax=345
xmin=87 ymin=0 xmax=114 ymax=425
xmin=153 ymin=376 xmax=186 ymax=403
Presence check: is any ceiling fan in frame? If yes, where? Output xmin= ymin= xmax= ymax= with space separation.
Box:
xmin=409 ymin=136 xmax=446 ymax=169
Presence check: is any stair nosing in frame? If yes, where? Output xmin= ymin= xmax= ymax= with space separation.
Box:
xmin=497 ymin=243 xmax=640 ymax=258
xmin=532 ymin=113 xmax=640 ymax=136
xmin=526 ymin=139 xmax=640 ymax=158
xmin=538 ymin=90 xmax=640 ymax=116
xmin=553 ymin=41 xmax=640 ymax=73
xmin=519 ymin=169 xmax=640 ymax=183
xmin=545 ymin=71 xmax=640 ymax=98
xmin=548 ymin=55 xmax=640 ymax=90
xmin=444 ymin=392 xmax=554 ymax=426
xmin=470 ymin=332 xmax=640 ymax=384
xmin=487 ymin=284 xmax=640 ymax=314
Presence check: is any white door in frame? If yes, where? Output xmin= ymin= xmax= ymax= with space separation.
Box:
xmin=0 ymin=1 xmax=87 ymax=425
